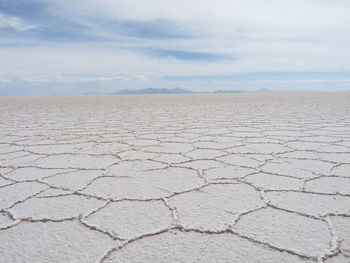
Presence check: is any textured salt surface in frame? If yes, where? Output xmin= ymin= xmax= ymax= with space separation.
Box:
xmin=0 ymin=93 xmax=349 ymax=262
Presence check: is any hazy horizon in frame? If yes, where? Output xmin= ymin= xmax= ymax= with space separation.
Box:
xmin=1 ymin=0 xmax=350 ymax=95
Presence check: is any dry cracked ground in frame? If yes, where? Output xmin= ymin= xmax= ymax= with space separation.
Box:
xmin=0 ymin=93 xmax=350 ymax=263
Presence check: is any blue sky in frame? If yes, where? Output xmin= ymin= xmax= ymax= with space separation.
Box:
xmin=0 ymin=0 xmax=350 ymax=95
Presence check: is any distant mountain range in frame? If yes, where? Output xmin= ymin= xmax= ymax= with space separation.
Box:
xmin=111 ymin=87 xmax=250 ymax=94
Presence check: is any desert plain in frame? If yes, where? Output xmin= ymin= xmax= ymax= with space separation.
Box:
xmin=0 ymin=92 xmax=349 ymax=263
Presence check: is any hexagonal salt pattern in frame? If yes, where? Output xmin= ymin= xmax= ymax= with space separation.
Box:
xmin=0 ymin=93 xmax=349 ymax=262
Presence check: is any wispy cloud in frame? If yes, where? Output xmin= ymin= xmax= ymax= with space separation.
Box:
xmin=22 ymin=75 xmax=147 ymax=83
xmin=0 ymin=12 xmax=38 ymax=31
xmin=147 ymin=49 xmax=231 ymax=61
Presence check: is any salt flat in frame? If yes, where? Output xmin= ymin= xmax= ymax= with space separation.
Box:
xmin=0 ymin=93 xmax=349 ymax=263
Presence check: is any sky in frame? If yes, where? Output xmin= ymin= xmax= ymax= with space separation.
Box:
xmin=0 ymin=0 xmax=350 ymax=95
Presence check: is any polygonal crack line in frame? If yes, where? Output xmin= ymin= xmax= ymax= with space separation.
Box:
xmin=16 ymin=149 xmax=51 ymax=157
xmin=117 ymin=154 xmax=161 ymax=162
xmin=0 ymin=180 xmax=17 ymax=189
xmin=81 ymin=198 xmax=178 ymax=242
xmin=228 ymin=205 xmax=268 ymax=229
xmin=264 ymin=189 xmax=350 ymax=198
xmin=265 ymin=202 xmax=337 ymax=222
xmin=316 ymin=216 xmax=341 ymax=263
xmin=0 ymin=209 xmax=21 ymax=230
xmin=203 ymin=162 xmax=260 ymax=175
xmin=139 ymin=165 xmax=172 ymax=172
xmin=167 ymin=164 xmax=208 ymax=183
xmin=79 ymin=214 xmax=125 ymax=241
xmin=0 ymin=167 xmax=13 ymax=174
xmin=75 ymin=180 xmax=248 ymax=228
xmin=174 ymin=157 xmax=223 ymax=166
xmin=126 ymin=140 xmax=161 ymax=148
xmin=236 ymin=169 xmax=267 ymax=180
xmin=339 ymin=245 xmax=350 ymax=257
xmin=276 ymin=153 xmax=338 ymax=165
xmin=183 ymin=147 xmax=230 ymax=157
xmin=30 ymin=152 xmax=121 ymax=162
xmin=77 ymin=169 xmax=208 ymax=199
xmin=0 ymin=169 xmax=82 ymax=185
xmin=299 ymin=178 xmax=309 ymax=191
xmin=2 ymin=185 xmax=50 ymax=211
xmin=0 ymin=218 xmax=21 ymax=230
xmin=1 ymin=152 xmax=36 ymax=162
xmin=229 ymin=201 xmax=339 ymax=261
xmin=329 ymin=162 xmax=350 ymax=174
xmin=294 ymin=136 xmax=345 ymax=144
xmin=0 ymin=209 xmax=77 ymax=231
xmin=223 ymin=160 xmax=265 ymax=170
xmin=74 ymin=179 xmax=214 ymax=203
xmin=0 ymin=149 xmax=27 ymax=157
xmin=301 ymin=149 xmax=350 ymax=155
xmin=191 ymin=144 xmax=240 ymax=152
xmin=78 ymin=200 xmax=125 ymax=241
xmin=98 ymin=225 xmax=314 ymax=263
xmin=256 ymin=169 xmax=309 ymax=180
xmin=5 ymin=165 xmax=107 ymax=172
xmin=40 ymin=168 xmax=81 ymax=178
xmin=3 ymin=190 xmax=90 ymax=223
xmin=166 ymin=180 xmax=241 ymax=198
xmin=240 ymin=171 xmax=305 ymax=192
xmin=75 ymin=175 xmax=133 ymax=193
xmin=28 ymin=188 xmax=74 ymax=199
xmin=230 ymin=228 xmax=315 ymax=260
xmin=270 ymin=205 xmax=340 ymax=261
xmin=161 ymin=198 xmax=180 ymax=226
xmin=179 ymin=157 xmax=261 ymax=172
xmin=18 ymin=216 xmax=77 ymax=223
xmin=25 ymin=180 xmax=84 ymax=198
xmin=233 ymin=178 xmax=270 ymax=205
xmin=300 ymin=168 xmax=332 ymax=178
xmin=305 ymin=174 xmax=350 ymax=184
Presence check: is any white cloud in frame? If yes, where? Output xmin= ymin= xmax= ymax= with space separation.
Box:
xmin=22 ymin=74 xmax=147 ymax=83
xmin=14 ymin=1 xmax=350 ymax=72
xmin=0 ymin=12 xmax=39 ymax=31
xmin=49 ymin=0 xmax=350 ymax=39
